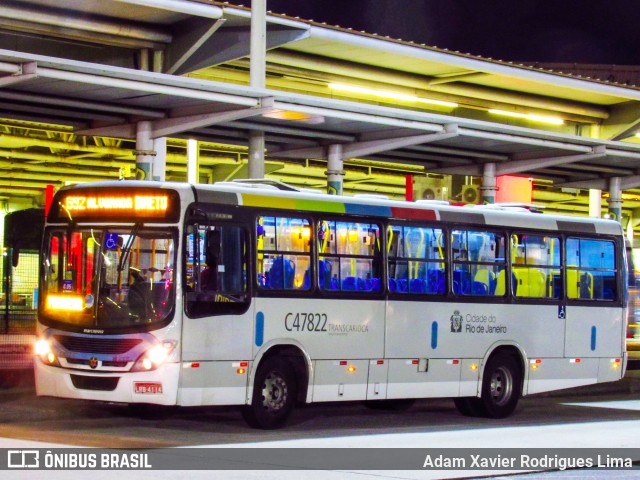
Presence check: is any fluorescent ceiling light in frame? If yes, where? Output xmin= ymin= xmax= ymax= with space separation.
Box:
xmin=488 ymin=109 xmax=564 ymax=125
xmin=329 ymin=83 xmax=458 ymax=108
xmin=262 ymin=109 xmax=325 ymax=124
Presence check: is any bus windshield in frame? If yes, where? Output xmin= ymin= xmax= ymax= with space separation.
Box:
xmin=40 ymin=226 xmax=177 ymax=329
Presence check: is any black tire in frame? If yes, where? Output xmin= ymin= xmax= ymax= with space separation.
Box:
xmin=364 ymin=399 xmax=416 ymax=411
xmin=478 ymin=353 xmax=522 ymax=418
xmin=242 ymin=357 xmax=297 ymax=429
xmin=453 ymin=397 xmax=483 ymax=417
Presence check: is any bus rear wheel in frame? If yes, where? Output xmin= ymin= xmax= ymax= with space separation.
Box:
xmin=242 ymin=357 xmax=297 ymax=429
xmin=478 ymin=353 xmax=522 ymax=418
xmin=454 ymin=353 xmax=522 ymax=419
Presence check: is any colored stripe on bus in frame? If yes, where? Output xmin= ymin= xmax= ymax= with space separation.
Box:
xmin=345 ymin=203 xmax=392 ymax=217
xmin=392 ymin=207 xmax=438 ymax=221
xmin=241 ymin=192 xmax=444 ymax=221
xmin=243 ymin=194 xmax=299 ymax=211
xmin=255 ymin=311 xmax=265 ymax=347
xmin=591 ymin=326 xmax=597 ymax=351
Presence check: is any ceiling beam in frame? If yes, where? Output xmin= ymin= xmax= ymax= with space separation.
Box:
xmin=275 ymin=125 xmax=458 ymax=159
xmin=426 ymin=71 xmax=488 ymax=85
xmin=600 ymin=101 xmax=640 ymax=141
xmin=0 ymin=90 xmax=165 ymax=118
xmin=170 ymin=26 xmax=310 ymax=75
xmin=0 ymin=62 xmax=37 ymax=87
xmin=0 ymin=3 xmax=172 ymax=43
xmin=165 ymin=18 xmax=226 ymax=75
xmin=497 ymin=146 xmax=608 ymax=176
xmin=224 ymin=120 xmax=356 ymax=142
xmin=112 ymin=0 xmax=223 ymax=19
xmin=76 ymin=98 xmax=275 ymax=138
xmin=559 ymin=174 xmax=640 ymax=191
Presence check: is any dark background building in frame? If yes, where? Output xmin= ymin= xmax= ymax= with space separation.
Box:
xmin=232 ymin=0 xmax=640 ymax=66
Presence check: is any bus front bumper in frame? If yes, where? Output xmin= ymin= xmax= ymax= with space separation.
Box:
xmin=34 ymin=360 xmax=180 ymax=405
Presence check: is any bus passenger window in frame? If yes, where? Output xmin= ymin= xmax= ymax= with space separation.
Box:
xmin=257 ymin=216 xmax=311 ymax=291
xmin=509 ymin=234 xmax=561 ymax=299
xmin=566 ymin=238 xmax=616 ymax=300
xmin=388 ymin=225 xmax=445 ymax=295
xmin=452 ymin=229 xmax=505 ymax=297
xmin=318 ymin=220 xmax=381 ymax=292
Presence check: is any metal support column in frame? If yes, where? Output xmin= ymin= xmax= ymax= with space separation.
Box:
xmin=135 ymin=121 xmax=154 ymax=181
xmin=588 ymin=189 xmax=602 ymax=218
xmin=248 ymin=0 xmax=266 ymax=179
xmin=480 ymin=162 xmax=497 ymax=204
xmin=248 ymin=131 xmax=265 ymax=179
xmin=187 ymin=139 xmax=199 ymax=184
xmin=608 ymin=177 xmax=623 ymax=221
xmin=152 ymin=137 xmax=166 ymax=181
xmin=327 ymin=144 xmax=344 ymax=195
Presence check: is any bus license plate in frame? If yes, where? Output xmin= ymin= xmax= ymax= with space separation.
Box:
xmin=134 ymin=382 xmax=163 ymax=394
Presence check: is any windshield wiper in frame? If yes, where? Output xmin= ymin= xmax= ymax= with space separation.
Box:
xmin=117 ymin=223 xmax=141 ymax=274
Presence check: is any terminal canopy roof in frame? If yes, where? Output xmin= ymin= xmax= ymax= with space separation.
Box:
xmin=1 ymin=1 xmax=640 ymax=219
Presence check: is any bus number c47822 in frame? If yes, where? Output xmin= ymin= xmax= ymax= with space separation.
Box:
xmin=284 ymin=312 xmax=328 ymax=332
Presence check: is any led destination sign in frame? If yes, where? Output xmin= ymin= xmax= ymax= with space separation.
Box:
xmin=50 ymin=187 xmax=180 ymax=222
xmin=64 ymin=194 xmax=168 ymax=213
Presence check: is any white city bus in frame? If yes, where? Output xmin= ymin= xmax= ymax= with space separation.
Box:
xmin=34 ymin=180 xmax=627 ymax=429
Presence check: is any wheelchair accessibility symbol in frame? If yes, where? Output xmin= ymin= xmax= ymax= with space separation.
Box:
xmin=558 ymin=305 xmax=566 ymax=319
xmin=104 ymin=233 xmax=119 ymax=250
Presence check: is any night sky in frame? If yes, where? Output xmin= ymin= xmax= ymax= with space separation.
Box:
xmin=226 ymin=0 xmax=640 ymax=65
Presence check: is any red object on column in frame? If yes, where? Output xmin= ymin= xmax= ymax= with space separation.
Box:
xmin=406 ymin=175 xmax=413 ymax=201
xmin=44 ymin=184 xmax=55 ymax=215
xmin=496 ymin=176 xmax=533 ymax=203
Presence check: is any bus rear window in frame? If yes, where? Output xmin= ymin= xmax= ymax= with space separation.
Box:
xmin=566 ymin=238 xmax=616 ymax=300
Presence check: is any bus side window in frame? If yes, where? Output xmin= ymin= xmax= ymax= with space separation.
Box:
xmin=388 ymin=225 xmax=445 ymax=295
xmin=510 ymin=234 xmax=561 ymax=299
xmin=257 ymin=216 xmax=311 ymax=291
xmin=452 ymin=229 xmax=505 ymax=297
xmin=319 ymin=220 xmax=381 ymax=292
xmin=566 ymin=237 xmax=616 ymax=300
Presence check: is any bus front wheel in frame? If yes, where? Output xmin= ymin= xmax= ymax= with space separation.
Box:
xmin=478 ymin=353 xmax=522 ymax=418
xmin=242 ymin=357 xmax=297 ymax=429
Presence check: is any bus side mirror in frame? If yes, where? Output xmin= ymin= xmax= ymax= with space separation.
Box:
xmin=11 ymin=247 xmax=19 ymax=268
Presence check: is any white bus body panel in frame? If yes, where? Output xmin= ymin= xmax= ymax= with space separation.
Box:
xmin=251 ymin=298 xmax=385 ymax=360
xmin=385 ymin=301 xmax=565 ymax=360
xmin=526 ymin=357 xmax=599 ymax=395
xmin=177 ymin=361 xmax=251 ymax=406
xmin=312 ymin=359 xmax=370 ymax=402
xmin=178 ymin=306 xmax=254 ymax=406
xmin=564 ymin=306 xmax=625 ymax=357
xmin=181 ymin=309 xmax=254 ymax=361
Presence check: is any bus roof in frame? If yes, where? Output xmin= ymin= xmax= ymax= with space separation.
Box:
xmin=56 ymin=180 xmax=623 ymax=236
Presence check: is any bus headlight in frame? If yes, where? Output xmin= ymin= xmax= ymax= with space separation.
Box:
xmin=131 ymin=341 xmax=177 ymax=372
xmin=34 ymin=338 xmax=60 ymax=366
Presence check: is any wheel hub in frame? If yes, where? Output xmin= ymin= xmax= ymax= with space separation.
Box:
xmin=261 ymin=372 xmax=288 ymax=413
xmin=490 ymin=366 xmax=513 ymax=406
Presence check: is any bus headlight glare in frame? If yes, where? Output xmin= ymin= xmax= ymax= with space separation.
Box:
xmin=132 ymin=341 xmax=177 ymax=372
xmin=34 ymin=338 xmax=60 ymax=366
xmin=34 ymin=338 xmax=51 ymax=356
